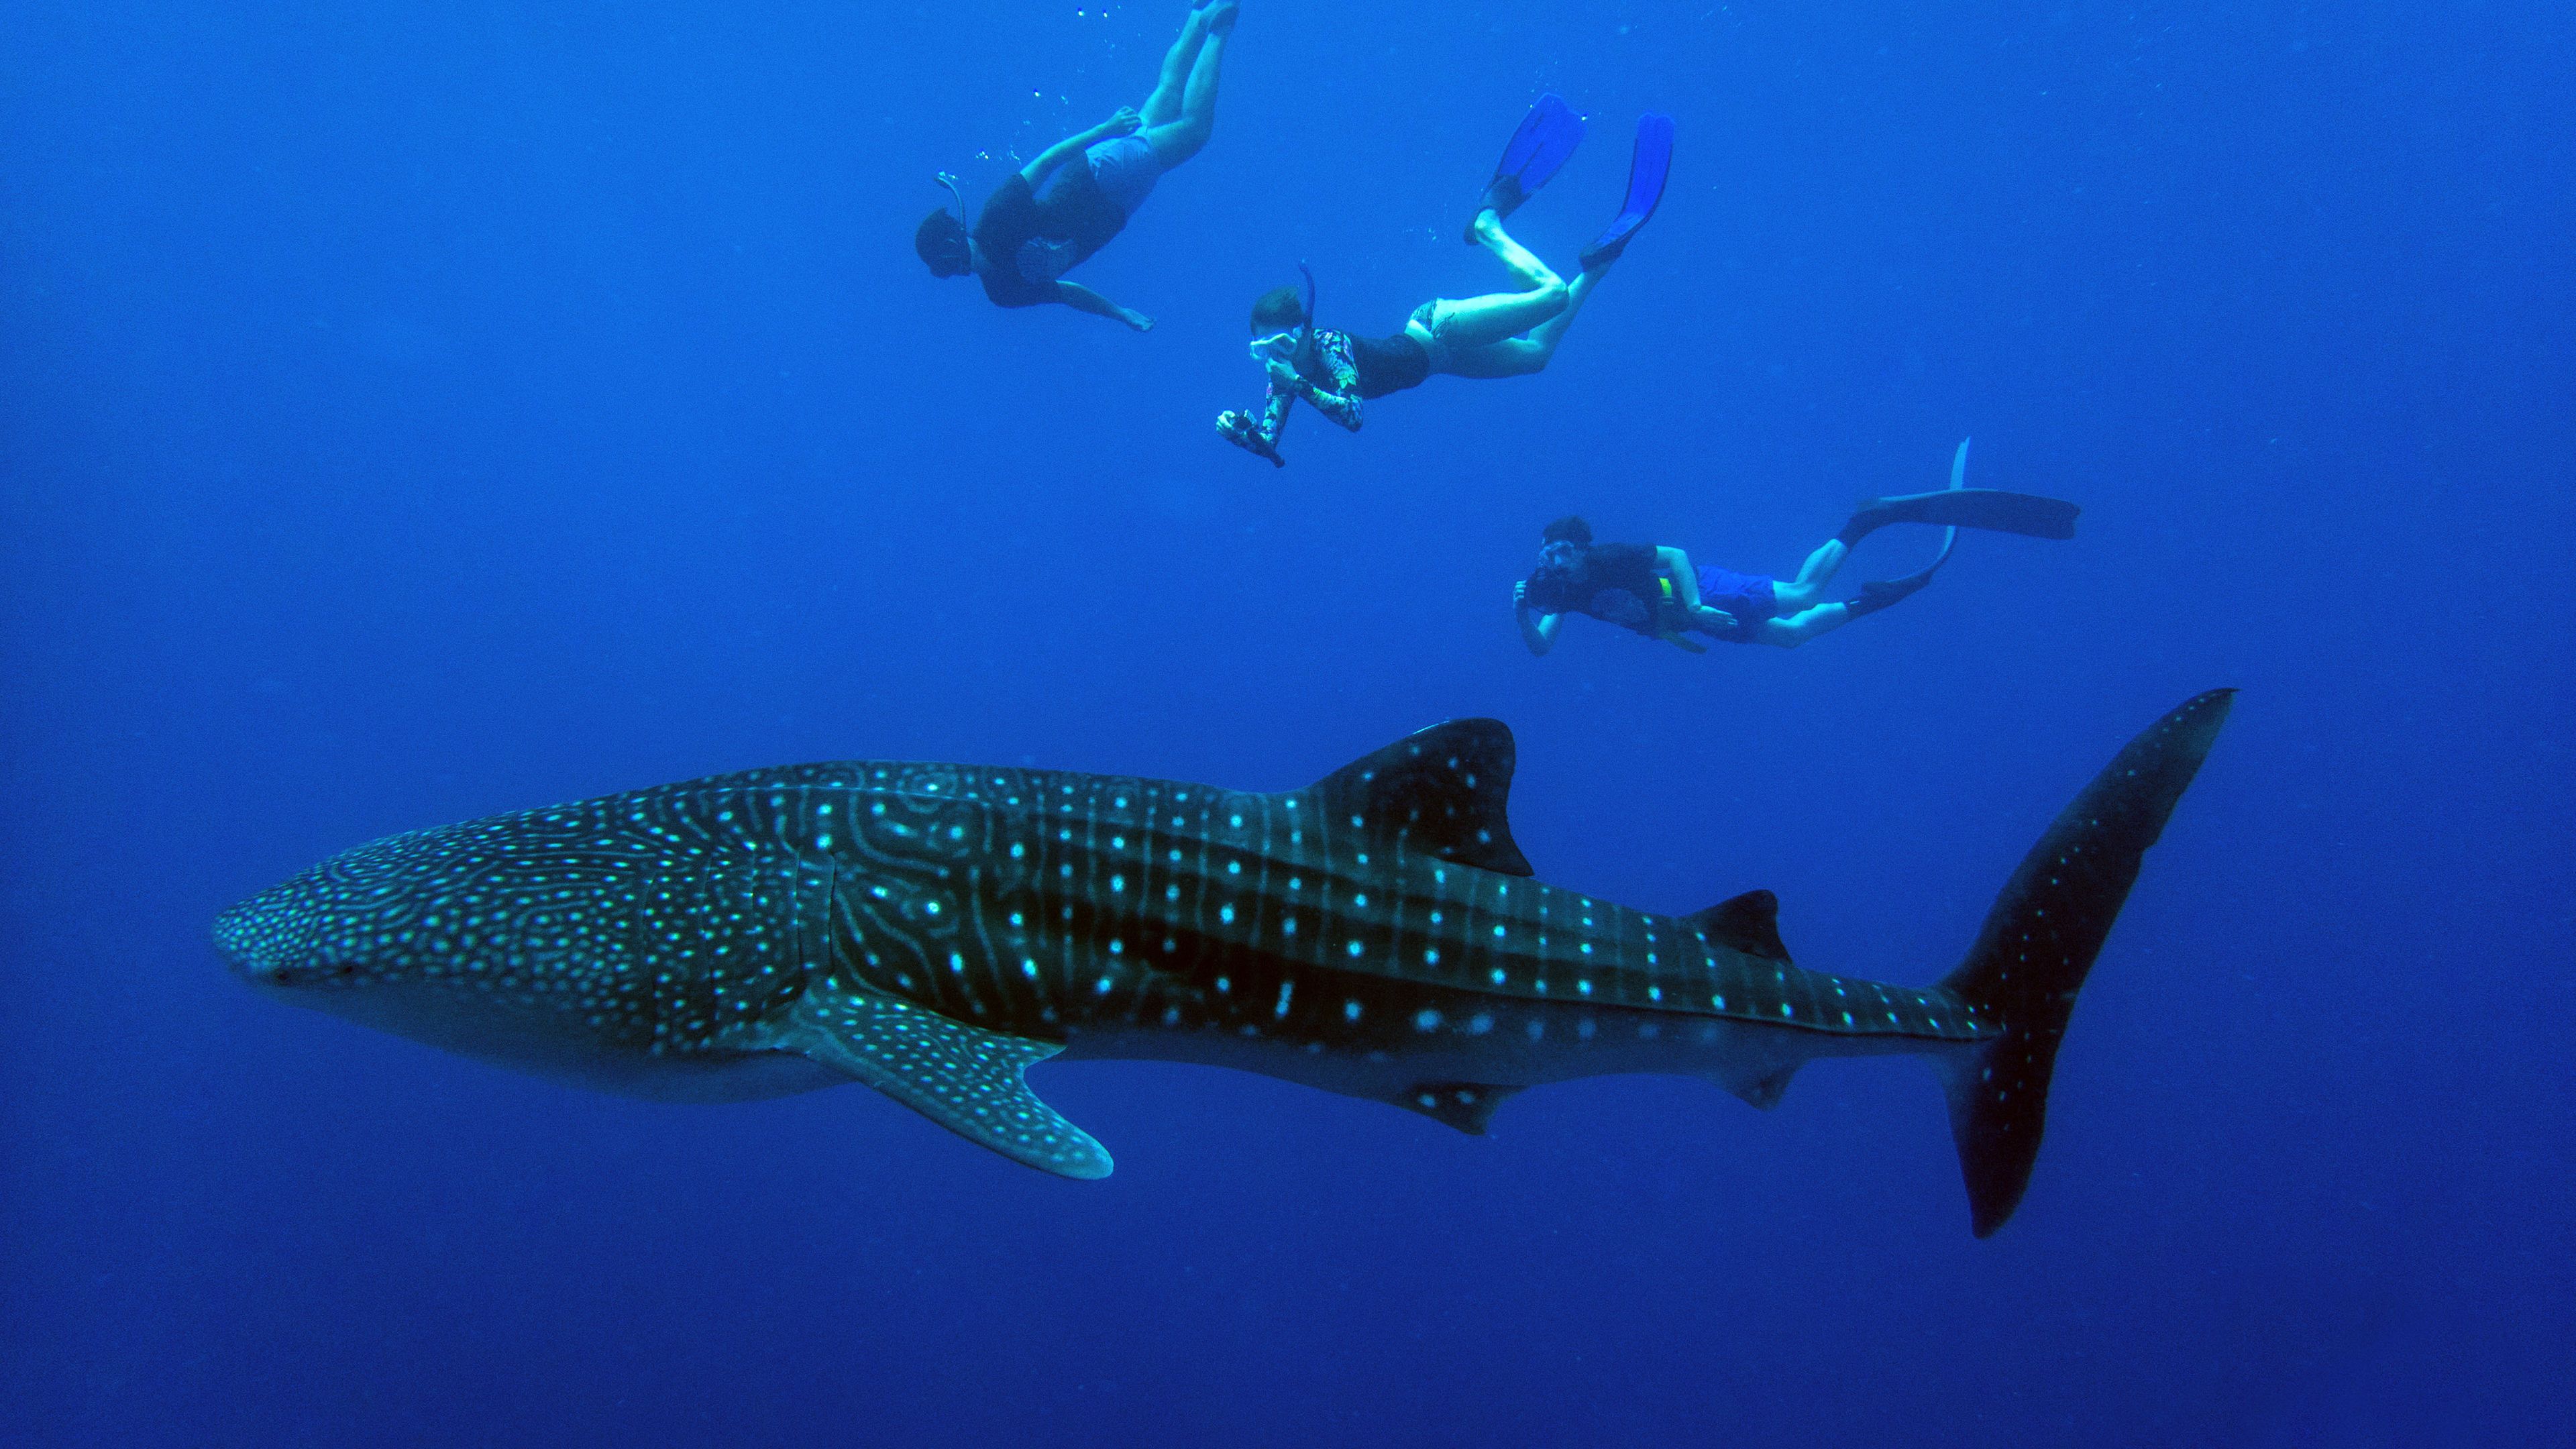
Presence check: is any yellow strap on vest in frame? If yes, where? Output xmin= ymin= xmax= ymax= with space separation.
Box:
xmin=1652 ymin=576 xmax=1704 ymax=649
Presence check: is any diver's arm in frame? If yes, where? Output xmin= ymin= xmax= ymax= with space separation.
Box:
xmin=1244 ymin=370 xmax=1297 ymax=443
xmin=1513 ymin=582 xmax=1561 ymax=656
xmin=1653 ymin=545 xmax=1735 ymax=637
xmin=1265 ymin=333 xmax=1364 ymax=431
xmin=1269 ymin=368 xmax=1362 ymax=430
xmin=1302 ymin=334 xmax=1368 ymax=431
xmin=1255 ymin=379 xmax=1293 ymax=438
xmin=1056 ymin=282 xmax=1154 ymax=332
xmin=1018 ymin=109 xmax=1140 ymax=189
xmin=1295 ymin=381 xmax=1362 ymax=432
xmin=1654 ymin=546 xmax=1701 ymax=606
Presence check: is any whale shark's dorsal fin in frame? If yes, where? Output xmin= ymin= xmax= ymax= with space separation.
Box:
xmin=1686 ymin=889 xmax=1792 ymax=963
xmin=782 ymin=979 xmax=1112 ymax=1180
xmin=1305 ymin=719 xmax=1534 ymax=877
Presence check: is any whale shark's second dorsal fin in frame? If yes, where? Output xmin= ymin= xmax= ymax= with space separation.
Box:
xmin=1305 ymin=719 xmax=1533 ymax=877
xmin=1686 ymin=889 xmax=1792 ymax=963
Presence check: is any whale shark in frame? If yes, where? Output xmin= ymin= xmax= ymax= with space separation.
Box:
xmin=216 ymin=690 xmax=2232 ymax=1235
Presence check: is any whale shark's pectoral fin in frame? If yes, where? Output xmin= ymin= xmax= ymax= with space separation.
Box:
xmin=784 ymin=982 xmax=1112 ymax=1180
xmin=1390 ymin=1081 xmax=1524 ymax=1135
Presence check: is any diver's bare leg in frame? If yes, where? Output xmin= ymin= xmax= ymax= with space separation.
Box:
xmin=1140 ymin=5 xmax=1220 ymax=129
xmin=1470 ymin=209 xmax=1560 ymax=291
xmin=1758 ymin=604 xmax=1855 ymax=648
xmin=1494 ymin=266 xmax=1605 ymax=372
xmin=1769 ymin=538 xmax=1848 ymax=612
xmin=1145 ymin=5 xmax=1232 ymax=166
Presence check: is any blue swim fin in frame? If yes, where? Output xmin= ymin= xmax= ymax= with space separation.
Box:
xmin=1922 ymin=435 xmax=1970 ymax=574
xmin=1844 ymin=484 xmax=1954 ymax=618
xmin=1468 ymin=94 xmax=1585 ymax=243
xmin=1844 ymin=485 xmax=2081 ymax=542
xmin=1579 ymin=113 xmax=1674 ymax=270
xmin=1882 ymin=437 xmax=1971 ymax=591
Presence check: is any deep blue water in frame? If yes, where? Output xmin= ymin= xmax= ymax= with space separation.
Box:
xmin=5 ymin=1 xmax=2570 ymax=1443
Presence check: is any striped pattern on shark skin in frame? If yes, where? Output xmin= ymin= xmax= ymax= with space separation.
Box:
xmin=217 ymin=690 xmax=2233 ymax=1235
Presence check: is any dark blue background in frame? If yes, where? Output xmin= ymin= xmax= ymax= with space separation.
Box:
xmin=5 ymin=1 xmax=2569 ymax=1443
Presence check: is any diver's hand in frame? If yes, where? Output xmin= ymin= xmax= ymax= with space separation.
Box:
xmin=1262 ymin=356 xmax=1303 ymax=390
xmin=1512 ymin=580 xmax=1529 ymax=607
xmin=1123 ymin=307 xmax=1155 ymax=333
xmin=1216 ymin=411 xmax=1286 ymax=467
xmin=1102 ymin=107 xmax=1142 ymax=138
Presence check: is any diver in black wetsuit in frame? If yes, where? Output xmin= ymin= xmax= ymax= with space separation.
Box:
xmin=914 ymin=3 xmax=1238 ymax=331
xmin=1514 ymin=453 xmax=2081 ymax=653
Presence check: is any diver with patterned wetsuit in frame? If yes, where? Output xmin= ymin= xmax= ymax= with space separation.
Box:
xmin=1217 ymin=97 xmax=1674 ymax=466
xmin=1214 ymin=288 xmax=1433 ymax=466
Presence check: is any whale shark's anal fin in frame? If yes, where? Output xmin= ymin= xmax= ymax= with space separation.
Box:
xmin=1391 ymin=1080 xmax=1523 ymax=1135
xmin=1305 ymin=718 xmax=1534 ymax=877
xmin=786 ymin=981 xmax=1112 ymax=1180
xmin=1731 ymin=1063 xmax=1801 ymax=1111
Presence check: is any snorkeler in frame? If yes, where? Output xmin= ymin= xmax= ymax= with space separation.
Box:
xmin=1218 ymin=97 xmax=1672 ymax=465
xmin=1513 ymin=443 xmax=2081 ymax=653
xmin=914 ymin=2 xmax=1238 ymax=330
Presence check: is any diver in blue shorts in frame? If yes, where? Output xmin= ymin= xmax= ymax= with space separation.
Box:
xmin=1513 ymin=444 xmax=2082 ymax=654
xmin=915 ymin=2 xmax=1237 ymax=331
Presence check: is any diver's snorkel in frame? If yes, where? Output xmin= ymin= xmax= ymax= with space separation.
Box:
xmin=936 ymin=170 xmax=975 ymax=262
xmin=1292 ymin=260 xmax=1320 ymax=374
xmin=919 ymin=170 xmax=977 ymax=276
xmin=1250 ymin=262 xmax=1324 ymax=370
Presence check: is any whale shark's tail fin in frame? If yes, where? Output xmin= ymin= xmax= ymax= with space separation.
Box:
xmin=1937 ymin=690 xmax=2235 ymax=1236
